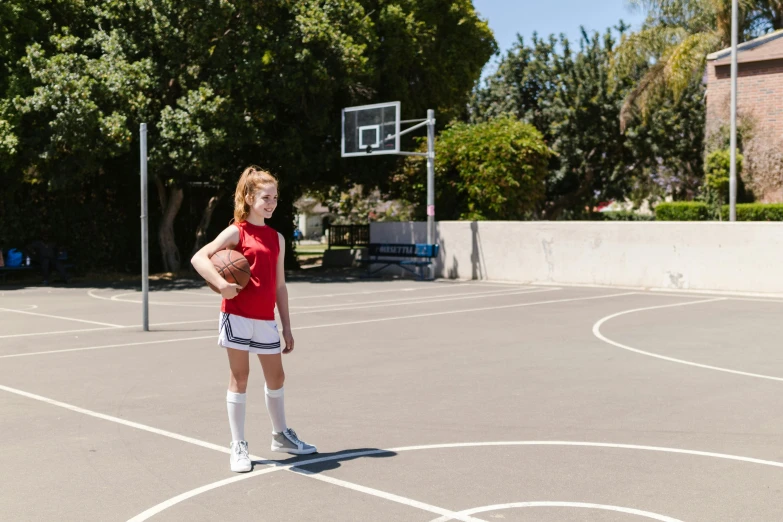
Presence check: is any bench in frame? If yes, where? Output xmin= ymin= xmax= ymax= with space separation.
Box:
xmin=0 ymin=265 xmax=36 ymax=283
xmin=361 ymin=243 xmax=440 ymax=280
xmin=0 ymin=249 xmax=74 ymax=284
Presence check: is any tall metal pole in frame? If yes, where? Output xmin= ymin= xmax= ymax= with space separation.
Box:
xmin=140 ymin=124 xmax=149 ymax=331
xmin=426 ymin=109 xmax=435 ymax=245
xmin=729 ymin=0 xmax=738 ymax=222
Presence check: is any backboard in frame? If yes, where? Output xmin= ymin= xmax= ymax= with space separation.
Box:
xmin=341 ymin=101 xmax=400 ymax=157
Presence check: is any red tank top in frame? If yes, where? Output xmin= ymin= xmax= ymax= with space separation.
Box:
xmin=221 ymin=221 xmax=279 ymax=320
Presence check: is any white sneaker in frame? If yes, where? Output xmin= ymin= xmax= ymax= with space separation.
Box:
xmin=230 ymin=440 xmax=252 ymax=472
xmin=271 ymin=428 xmax=317 ymax=455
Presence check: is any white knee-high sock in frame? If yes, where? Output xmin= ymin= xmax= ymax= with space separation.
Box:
xmin=226 ymin=391 xmax=246 ymax=442
xmin=265 ymin=384 xmax=287 ymax=434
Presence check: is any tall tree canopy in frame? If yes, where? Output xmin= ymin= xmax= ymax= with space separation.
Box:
xmin=470 ymin=27 xmax=706 ymax=216
xmin=615 ymin=0 xmax=783 ymax=128
xmin=1 ymin=0 xmax=495 ymax=270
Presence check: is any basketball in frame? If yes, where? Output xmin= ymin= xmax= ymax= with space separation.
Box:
xmin=207 ymin=249 xmax=251 ymax=293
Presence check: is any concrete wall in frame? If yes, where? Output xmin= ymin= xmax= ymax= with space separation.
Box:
xmin=371 ymin=221 xmax=783 ymax=294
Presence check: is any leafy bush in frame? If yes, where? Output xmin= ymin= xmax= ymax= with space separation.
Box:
xmin=654 ymin=202 xmax=710 ymax=221
xmin=436 ymin=116 xmax=552 ymax=220
xmin=596 ymin=211 xmax=655 ymax=221
xmin=720 ymin=203 xmax=783 ymax=221
xmin=704 ymin=149 xmax=742 ymax=203
xmin=655 ymin=202 xmax=783 ymax=221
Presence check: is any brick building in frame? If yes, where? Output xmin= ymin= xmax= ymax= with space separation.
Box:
xmin=706 ymin=30 xmax=783 ymax=138
xmin=706 ymin=30 xmax=783 ymax=202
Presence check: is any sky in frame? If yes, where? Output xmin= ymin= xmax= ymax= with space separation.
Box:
xmin=473 ymin=0 xmax=648 ymax=74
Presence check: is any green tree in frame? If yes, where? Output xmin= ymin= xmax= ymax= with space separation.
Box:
xmin=705 ymin=148 xmax=742 ymax=200
xmin=3 ymin=1 xmax=495 ymax=271
xmin=393 ymin=116 xmax=551 ymax=220
xmin=615 ymin=0 xmax=783 ymax=128
xmin=622 ymin=76 xmax=707 ymax=201
xmin=473 ymin=29 xmax=628 ymax=217
xmin=702 ymin=147 xmax=745 ymax=216
xmin=471 ymin=27 xmax=707 ymax=214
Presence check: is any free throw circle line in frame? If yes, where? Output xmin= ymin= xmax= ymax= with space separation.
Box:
xmin=0 ymin=306 xmax=124 ymax=327
xmin=593 ymin=297 xmax=783 ymax=382
xmin=286 ymin=287 xmax=533 ymax=310
xmin=0 ymin=382 xmax=774 ymax=520
xmin=428 ymin=501 xmax=682 ymax=522
xmin=3 ymin=291 xmax=634 ymax=358
xmin=130 ymin=440 xmax=783 ymax=521
xmin=90 ymin=287 xmax=551 ymax=311
xmin=87 ymin=283 xmax=477 ymax=304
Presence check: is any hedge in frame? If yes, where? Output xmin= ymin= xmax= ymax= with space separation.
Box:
xmin=720 ymin=203 xmax=783 ymax=221
xmin=655 ymin=202 xmax=783 ymax=221
xmin=654 ymin=202 xmax=710 ymax=221
xmin=596 ymin=210 xmax=655 ymax=221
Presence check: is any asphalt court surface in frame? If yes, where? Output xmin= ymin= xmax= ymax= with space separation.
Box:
xmin=2 ymin=279 xmax=783 ymax=521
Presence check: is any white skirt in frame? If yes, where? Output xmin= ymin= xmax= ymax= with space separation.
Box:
xmin=218 ymin=312 xmax=281 ymax=354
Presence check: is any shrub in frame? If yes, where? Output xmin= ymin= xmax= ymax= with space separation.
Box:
xmin=595 ymin=211 xmax=654 ymax=221
xmin=720 ymin=203 xmax=783 ymax=221
xmin=704 ymin=149 xmax=742 ymax=203
xmin=655 ymin=202 xmax=783 ymax=221
xmin=654 ymin=202 xmax=710 ymax=221
xmin=436 ymin=115 xmax=552 ymax=220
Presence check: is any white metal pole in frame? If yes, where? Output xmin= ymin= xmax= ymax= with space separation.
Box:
xmin=729 ymin=0 xmax=738 ymax=221
xmin=426 ymin=109 xmax=435 ymax=245
xmin=140 ymin=123 xmax=149 ymax=331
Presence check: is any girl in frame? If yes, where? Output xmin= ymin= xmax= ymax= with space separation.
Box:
xmin=191 ymin=166 xmax=316 ymax=473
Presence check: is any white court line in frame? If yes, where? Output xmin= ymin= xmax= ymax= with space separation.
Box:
xmin=88 ymin=286 xmax=495 ymax=309
xmin=429 ymin=501 xmax=682 ymax=522
xmin=0 ymin=384 xmax=230 ymax=453
xmin=645 ymin=290 xmax=783 ymax=304
xmin=287 ymin=282 xmax=479 ymax=300
xmin=0 ymin=383 xmax=478 ymax=522
xmin=91 ymin=287 xmax=543 ymax=311
xmin=285 ymin=287 xmax=528 ymax=310
xmin=87 ymin=283 xmax=479 ymax=304
xmin=0 ymin=335 xmax=215 ymax=359
xmin=112 ymin=287 xmax=532 ymax=309
xmin=435 ymin=280 xmax=530 ymax=288
xmin=593 ymin=298 xmax=783 ymax=382
xmin=88 ymin=289 xmax=204 ymax=307
xmin=288 ymin=468 xmax=481 ymax=522
xmin=0 ymin=307 xmax=123 ymax=327
xmin=1 ymin=289 xmax=545 ymax=341
xmin=128 ymin=453 xmax=481 ymax=522
xmin=286 ymin=291 xmax=634 ymax=330
xmin=529 ymin=280 xmax=783 ymax=300
xmin=133 ymin=440 xmax=783 ymax=521
xmin=289 ymin=288 xmax=554 ymax=315
xmin=87 ymin=288 xmax=127 ymax=301
xmin=0 ymin=291 xmax=632 ymax=359
xmin=111 ymin=291 xmax=217 ymax=304
xmin=0 ymin=304 xmax=39 ymax=311
xmin=0 ymin=319 xmax=218 ymax=340
xmin=3 ymin=381 xmax=781 ymax=522
xmin=0 ymin=326 xmax=119 ymax=339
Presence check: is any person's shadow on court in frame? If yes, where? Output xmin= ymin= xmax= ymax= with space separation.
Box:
xmin=251 ymin=448 xmax=397 ymax=474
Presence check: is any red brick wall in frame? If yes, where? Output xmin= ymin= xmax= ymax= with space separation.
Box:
xmin=706 ymin=59 xmax=783 ymax=203
xmin=706 ymin=59 xmax=783 ymax=139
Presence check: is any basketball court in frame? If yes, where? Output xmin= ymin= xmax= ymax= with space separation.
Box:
xmin=2 ymin=278 xmax=783 ymax=521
